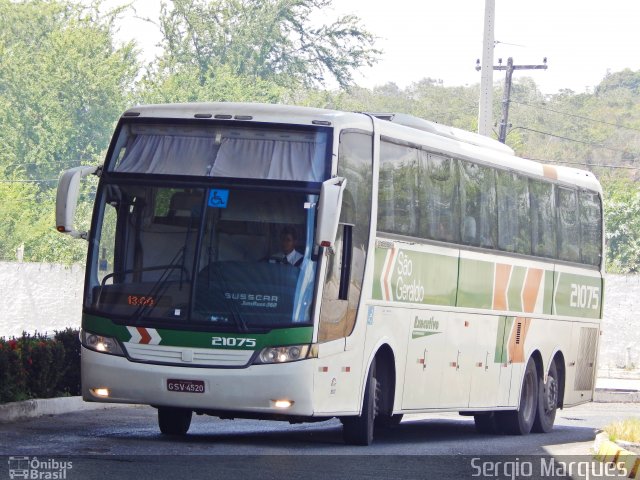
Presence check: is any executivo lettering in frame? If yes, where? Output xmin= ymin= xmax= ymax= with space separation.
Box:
xmin=414 ymin=316 xmax=439 ymax=330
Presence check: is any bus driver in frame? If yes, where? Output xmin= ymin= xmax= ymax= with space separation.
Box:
xmin=269 ymin=226 xmax=303 ymax=267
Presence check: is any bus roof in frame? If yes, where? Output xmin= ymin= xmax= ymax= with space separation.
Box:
xmin=123 ymin=102 xmax=602 ymax=193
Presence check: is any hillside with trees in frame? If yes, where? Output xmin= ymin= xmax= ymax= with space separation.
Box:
xmin=2 ymin=0 xmax=640 ymax=271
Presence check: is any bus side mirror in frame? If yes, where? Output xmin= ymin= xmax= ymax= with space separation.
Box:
xmin=315 ymin=176 xmax=347 ymax=250
xmin=55 ymin=166 xmax=99 ymax=240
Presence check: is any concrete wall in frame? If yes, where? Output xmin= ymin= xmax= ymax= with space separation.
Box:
xmin=599 ymin=274 xmax=640 ymax=372
xmin=0 ymin=262 xmax=84 ymax=338
xmin=0 ymin=262 xmax=638 ymax=372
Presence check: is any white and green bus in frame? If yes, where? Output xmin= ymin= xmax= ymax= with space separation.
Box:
xmin=56 ymin=103 xmax=603 ymax=445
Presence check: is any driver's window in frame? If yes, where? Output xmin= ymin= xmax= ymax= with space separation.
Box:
xmin=318 ymin=226 xmax=348 ymax=342
xmin=318 ymin=130 xmax=372 ymax=343
xmin=97 ymin=204 xmax=117 ymax=286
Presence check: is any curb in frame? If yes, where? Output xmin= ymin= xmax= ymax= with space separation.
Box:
xmin=0 ymin=397 xmax=133 ymax=424
xmin=593 ymin=432 xmax=640 ymax=479
xmin=594 ymin=389 xmax=640 ymax=403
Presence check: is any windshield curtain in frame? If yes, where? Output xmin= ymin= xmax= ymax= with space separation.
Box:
xmin=87 ymin=183 xmax=317 ymax=330
xmin=110 ymin=123 xmax=328 ymax=182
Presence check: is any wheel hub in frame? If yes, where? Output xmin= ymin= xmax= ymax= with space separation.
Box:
xmin=545 ymin=376 xmax=558 ymax=412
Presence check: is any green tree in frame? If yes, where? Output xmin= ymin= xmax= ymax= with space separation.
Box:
xmin=603 ymin=177 xmax=640 ymax=273
xmin=0 ymin=0 xmax=139 ymax=263
xmin=153 ymin=0 xmax=380 ymax=90
xmin=0 ymin=0 xmax=139 ymax=181
xmin=139 ymin=64 xmax=285 ymax=104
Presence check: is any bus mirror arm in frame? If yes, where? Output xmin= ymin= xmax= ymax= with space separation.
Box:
xmin=55 ymin=165 xmax=99 ymax=240
xmin=315 ymin=176 xmax=347 ymax=250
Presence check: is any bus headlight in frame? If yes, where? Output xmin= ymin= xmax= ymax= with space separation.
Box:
xmin=255 ymin=344 xmax=315 ymax=364
xmin=81 ymin=330 xmax=124 ymax=356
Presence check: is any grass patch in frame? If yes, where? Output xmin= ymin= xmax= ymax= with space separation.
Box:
xmin=604 ymin=418 xmax=640 ymax=443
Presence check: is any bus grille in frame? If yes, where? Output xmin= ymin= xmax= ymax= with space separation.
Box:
xmin=574 ymin=327 xmax=598 ymax=391
xmin=123 ymin=343 xmax=254 ymax=367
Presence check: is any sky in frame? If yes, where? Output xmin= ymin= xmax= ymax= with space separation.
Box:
xmin=105 ymin=0 xmax=640 ymax=95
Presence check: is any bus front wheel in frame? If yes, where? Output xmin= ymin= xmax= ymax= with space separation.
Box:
xmin=342 ymin=360 xmax=377 ymax=445
xmin=497 ymin=357 xmax=538 ymax=435
xmin=158 ymin=407 xmax=192 ymax=435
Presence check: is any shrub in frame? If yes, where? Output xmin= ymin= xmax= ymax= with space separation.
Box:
xmin=0 ymin=329 xmax=81 ymax=403
xmin=605 ymin=418 xmax=640 ymax=443
xmin=19 ymin=332 xmax=65 ymax=399
xmin=0 ymin=339 xmax=27 ymax=403
xmin=54 ymin=328 xmax=81 ymax=396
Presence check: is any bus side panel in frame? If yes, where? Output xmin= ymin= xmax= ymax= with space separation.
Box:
xmin=401 ymin=308 xmax=448 ymax=409
xmin=553 ymin=264 xmax=602 ymax=406
xmin=312 ymin=337 xmax=366 ymax=415
xmin=361 ymin=305 xmax=410 ymax=413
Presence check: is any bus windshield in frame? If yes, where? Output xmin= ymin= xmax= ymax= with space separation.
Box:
xmin=107 ymin=122 xmax=329 ymax=182
xmin=87 ymin=183 xmax=318 ymax=330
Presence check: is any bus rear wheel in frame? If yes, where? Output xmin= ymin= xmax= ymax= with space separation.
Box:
xmin=342 ymin=361 xmax=377 ymax=445
xmin=376 ymin=413 xmax=403 ymax=429
xmin=158 ymin=407 xmax=192 ymax=435
xmin=532 ymin=361 xmax=559 ymax=433
xmin=497 ymin=357 xmax=538 ymax=435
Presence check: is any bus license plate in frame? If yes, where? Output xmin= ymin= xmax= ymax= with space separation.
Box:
xmin=167 ymin=379 xmax=205 ymax=393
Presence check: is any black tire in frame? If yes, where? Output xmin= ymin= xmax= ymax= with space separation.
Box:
xmin=532 ymin=360 xmax=559 ymax=433
xmin=497 ymin=357 xmax=538 ymax=435
xmin=473 ymin=412 xmax=499 ymax=434
xmin=342 ymin=361 xmax=377 ymax=445
xmin=376 ymin=414 xmax=403 ymax=429
xmin=158 ymin=407 xmax=192 ymax=435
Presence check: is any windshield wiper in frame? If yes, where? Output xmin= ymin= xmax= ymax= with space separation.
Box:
xmin=96 ymin=247 xmax=189 ymax=323
xmin=129 ymin=247 xmax=187 ymax=324
xmin=198 ymin=263 xmax=249 ymax=333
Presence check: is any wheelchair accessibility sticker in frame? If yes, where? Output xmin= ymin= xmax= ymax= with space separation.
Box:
xmin=208 ymin=189 xmax=229 ymax=208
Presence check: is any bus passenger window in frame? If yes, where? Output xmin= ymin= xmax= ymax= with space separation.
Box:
xmin=497 ymin=171 xmax=531 ymax=255
xmin=422 ymin=153 xmax=459 ymax=243
xmin=557 ymin=187 xmax=580 ymax=263
xmin=530 ymin=180 xmax=556 ymax=259
xmin=378 ymin=141 xmax=419 ymax=236
xmin=579 ymin=190 xmax=602 ymax=266
xmin=460 ymin=161 xmax=496 ymax=248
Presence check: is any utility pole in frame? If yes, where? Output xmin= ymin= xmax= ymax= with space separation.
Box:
xmin=477 ymin=0 xmax=495 ymax=137
xmin=494 ymin=57 xmax=548 ymax=143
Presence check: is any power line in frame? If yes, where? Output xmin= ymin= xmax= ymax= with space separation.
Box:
xmin=524 ymin=158 xmax=640 ymax=170
xmin=0 ymin=179 xmax=58 ymax=184
xmin=509 ymin=126 xmax=639 ymax=157
xmin=490 ymin=56 xmax=549 ymax=143
xmin=511 ymin=100 xmax=640 ymax=134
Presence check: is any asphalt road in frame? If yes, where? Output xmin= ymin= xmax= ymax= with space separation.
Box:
xmin=1 ymin=402 xmax=637 ymax=479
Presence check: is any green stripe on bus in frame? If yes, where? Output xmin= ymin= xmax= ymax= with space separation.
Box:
xmin=384 ymin=248 xmax=458 ymax=306
xmin=411 ymin=331 xmax=442 ymax=339
xmin=457 ymin=258 xmax=494 ymax=309
xmin=83 ymin=314 xmax=132 ymax=341
xmin=82 ymin=314 xmax=314 ymax=349
xmin=372 ymin=247 xmax=387 ymax=301
xmin=494 ymin=316 xmax=514 ymax=363
xmin=371 ymin=245 xmax=602 ymax=320
xmin=543 ymin=270 xmax=554 ymax=315
xmin=553 ymin=272 xmax=602 ymax=319
xmin=507 ymin=266 xmax=526 ymax=312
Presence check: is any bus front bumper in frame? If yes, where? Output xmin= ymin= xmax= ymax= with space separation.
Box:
xmin=81 ymin=346 xmax=316 ymax=417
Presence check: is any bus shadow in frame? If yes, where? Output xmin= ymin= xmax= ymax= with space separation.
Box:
xmin=132 ymin=416 xmax=598 ymax=454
